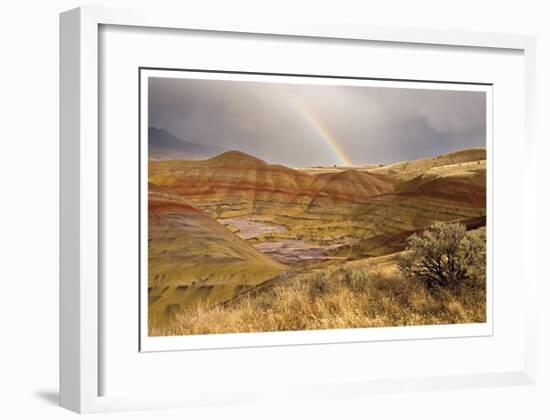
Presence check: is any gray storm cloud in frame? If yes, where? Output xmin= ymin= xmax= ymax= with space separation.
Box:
xmin=148 ymin=76 xmax=486 ymax=167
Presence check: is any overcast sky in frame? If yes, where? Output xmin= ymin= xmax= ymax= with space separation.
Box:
xmin=148 ymin=76 xmax=486 ymax=167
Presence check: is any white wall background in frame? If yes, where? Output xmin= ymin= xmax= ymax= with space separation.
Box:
xmin=0 ymin=0 xmax=547 ymax=418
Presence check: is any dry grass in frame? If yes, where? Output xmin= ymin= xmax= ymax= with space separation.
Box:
xmin=149 ymin=263 xmax=486 ymax=336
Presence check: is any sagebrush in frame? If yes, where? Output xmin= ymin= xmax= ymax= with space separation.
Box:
xmin=397 ymin=222 xmax=486 ymax=292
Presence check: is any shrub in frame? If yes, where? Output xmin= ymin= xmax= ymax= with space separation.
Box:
xmin=343 ymin=268 xmax=371 ymax=292
xmin=397 ymin=222 xmax=486 ymax=292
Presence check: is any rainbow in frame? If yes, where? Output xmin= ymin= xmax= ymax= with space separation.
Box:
xmin=278 ymin=86 xmax=353 ymax=166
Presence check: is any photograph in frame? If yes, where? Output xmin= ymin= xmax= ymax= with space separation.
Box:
xmin=144 ymin=72 xmax=488 ymax=337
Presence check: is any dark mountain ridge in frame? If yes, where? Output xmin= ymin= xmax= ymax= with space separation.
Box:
xmin=148 ymin=127 xmax=226 ymax=160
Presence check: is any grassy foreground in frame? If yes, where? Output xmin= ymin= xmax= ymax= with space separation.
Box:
xmin=150 ymin=256 xmax=486 ymax=336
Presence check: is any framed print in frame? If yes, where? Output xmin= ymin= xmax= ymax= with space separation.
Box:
xmin=139 ymin=69 xmax=492 ymax=352
xmin=60 ymin=6 xmax=538 ymax=413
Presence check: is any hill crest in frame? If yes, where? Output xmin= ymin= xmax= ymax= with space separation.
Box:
xmin=206 ymin=150 xmax=267 ymax=166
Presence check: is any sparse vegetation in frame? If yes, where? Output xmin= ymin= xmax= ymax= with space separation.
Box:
xmin=150 ymin=252 xmax=486 ymax=336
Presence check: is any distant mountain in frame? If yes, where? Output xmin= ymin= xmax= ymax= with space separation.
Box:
xmin=148 ymin=127 xmax=226 ymax=160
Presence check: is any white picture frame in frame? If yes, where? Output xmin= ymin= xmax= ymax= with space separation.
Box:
xmin=60 ymin=6 xmax=538 ymax=414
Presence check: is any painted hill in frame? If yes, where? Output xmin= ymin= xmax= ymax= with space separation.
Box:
xmin=335 ymin=157 xmax=486 ymax=257
xmin=395 ymin=160 xmax=486 ymax=207
xmin=369 ymin=148 xmax=486 ymax=181
xmin=149 ymin=150 xmax=395 ymax=218
xmin=148 ymin=149 xmax=485 ymax=244
xmin=148 ymin=188 xmax=286 ymax=324
xmin=148 ymin=127 xmax=226 ymax=160
xmin=314 ymin=169 xmax=394 ymax=199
